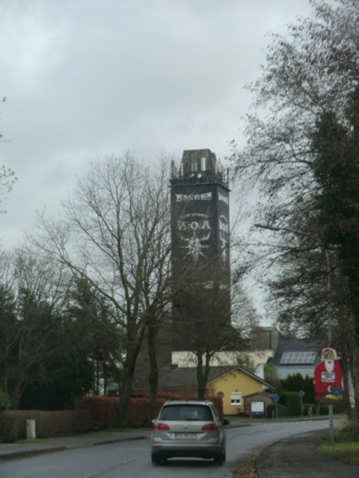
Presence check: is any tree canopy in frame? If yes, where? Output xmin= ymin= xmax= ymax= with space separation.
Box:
xmin=33 ymin=155 xmax=172 ymax=423
xmin=232 ymin=0 xmax=359 ymax=336
xmin=0 ymin=99 xmax=16 ymax=214
xmin=231 ymin=0 xmax=359 ymax=416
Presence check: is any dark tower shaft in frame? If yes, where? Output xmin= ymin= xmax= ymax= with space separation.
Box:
xmin=170 ymin=149 xmax=230 ymax=350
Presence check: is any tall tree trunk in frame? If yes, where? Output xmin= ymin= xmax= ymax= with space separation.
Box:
xmin=1 ymin=371 xmax=9 ymax=397
xmin=118 ymin=324 xmax=145 ymax=426
xmin=118 ymin=355 xmax=137 ymax=427
xmin=341 ymin=315 xmax=359 ymax=420
xmin=342 ymin=351 xmax=353 ymax=419
xmin=147 ymin=319 xmax=159 ymax=419
xmin=11 ymin=374 xmax=25 ymax=410
xmin=118 ymin=376 xmax=133 ymax=427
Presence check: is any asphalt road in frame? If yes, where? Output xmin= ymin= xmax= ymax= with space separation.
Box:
xmin=0 ymin=420 xmax=331 ymax=478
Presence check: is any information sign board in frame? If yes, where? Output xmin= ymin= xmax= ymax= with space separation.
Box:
xmin=251 ymin=401 xmax=265 ymax=415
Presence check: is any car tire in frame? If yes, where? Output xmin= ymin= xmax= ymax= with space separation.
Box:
xmin=151 ymin=454 xmax=165 ymax=466
xmin=214 ymin=452 xmax=225 ymax=466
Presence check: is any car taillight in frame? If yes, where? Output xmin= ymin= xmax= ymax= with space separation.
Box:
xmin=201 ymin=423 xmax=219 ymax=431
xmin=153 ymin=422 xmax=170 ymax=430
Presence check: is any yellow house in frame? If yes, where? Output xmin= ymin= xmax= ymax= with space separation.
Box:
xmin=157 ymin=365 xmax=272 ymax=416
xmin=207 ymin=368 xmax=271 ymax=415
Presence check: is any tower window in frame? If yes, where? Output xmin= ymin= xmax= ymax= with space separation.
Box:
xmin=201 ymin=156 xmax=207 ymax=171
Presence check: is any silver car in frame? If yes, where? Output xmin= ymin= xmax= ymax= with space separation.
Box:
xmin=151 ymin=400 xmax=226 ymax=465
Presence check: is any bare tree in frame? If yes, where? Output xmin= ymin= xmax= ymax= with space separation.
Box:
xmin=33 ymin=155 xmax=171 ymax=424
xmin=231 ymin=281 xmax=260 ymax=340
xmin=173 ymin=264 xmax=243 ymax=399
xmin=0 ymin=98 xmax=17 ymax=214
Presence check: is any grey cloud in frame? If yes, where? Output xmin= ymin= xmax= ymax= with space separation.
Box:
xmin=0 ymin=0 xmax=312 ymax=250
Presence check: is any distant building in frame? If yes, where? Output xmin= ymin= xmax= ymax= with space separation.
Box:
xmin=170 ymin=326 xmax=279 ymax=378
xmin=157 ymin=365 xmax=273 ymax=415
xmin=171 ymin=350 xmax=274 ymax=375
xmin=170 ymin=149 xmax=230 ymax=348
xmin=252 ymin=326 xmax=280 ymax=351
xmin=271 ymin=338 xmax=321 ymax=379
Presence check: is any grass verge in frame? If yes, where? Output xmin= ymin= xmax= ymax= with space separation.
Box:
xmin=318 ymin=421 xmax=359 ymax=466
xmin=319 ymin=441 xmax=359 ymax=465
xmin=16 ymin=427 xmax=148 ymax=444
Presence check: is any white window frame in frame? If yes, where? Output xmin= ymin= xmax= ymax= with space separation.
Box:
xmin=230 ymin=392 xmax=242 ymax=406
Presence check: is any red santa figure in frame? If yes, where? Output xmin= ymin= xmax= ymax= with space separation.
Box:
xmin=314 ymin=346 xmax=343 ymax=402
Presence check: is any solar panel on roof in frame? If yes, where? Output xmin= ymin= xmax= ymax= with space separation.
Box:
xmin=280 ymin=351 xmax=316 ymax=365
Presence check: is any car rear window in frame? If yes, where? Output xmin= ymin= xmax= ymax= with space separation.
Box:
xmin=160 ymin=404 xmax=213 ymax=421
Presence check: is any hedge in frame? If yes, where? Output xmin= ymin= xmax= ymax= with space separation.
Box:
xmin=280 ymin=391 xmax=301 ymax=416
xmin=0 ymin=409 xmax=91 ymax=442
xmin=77 ymin=393 xmax=223 ymax=429
xmin=0 ymin=394 xmax=224 ymax=442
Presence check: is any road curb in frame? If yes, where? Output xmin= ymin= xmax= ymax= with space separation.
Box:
xmin=0 ymin=447 xmax=67 ymax=462
xmin=0 ymin=434 xmax=148 ymax=462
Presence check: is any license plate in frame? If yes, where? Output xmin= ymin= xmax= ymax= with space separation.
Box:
xmin=175 ymin=433 xmax=195 ymax=439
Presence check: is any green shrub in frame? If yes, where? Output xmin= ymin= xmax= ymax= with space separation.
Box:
xmin=0 ymin=390 xmax=11 ymax=410
xmin=266 ymin=403 xmax=289 ymax=418
xmin=0 ymin=413 xmax=17 ymax=442
xmin=280 ymin=374 xmax=314 ymax=403
xmin=336 ymin=423 xmax=359 ymax=442
xmin=319 ymin=405 xmax=329 ymax=415
xmin=333 ymin=400 xmax=345 ymax=414
xmin=280 ymin=391 xmax=301 ymax=416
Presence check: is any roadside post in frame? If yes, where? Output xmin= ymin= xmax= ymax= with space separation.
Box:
xmin=26 ymin=419 xmax=36 ymax=440
xmin=298 ymin=390 xmax=305 ymax=416
xmin=328 ymin=403 xmax=334 ymax=444
xmin=270 ymin=393 xmax=280 ymax=418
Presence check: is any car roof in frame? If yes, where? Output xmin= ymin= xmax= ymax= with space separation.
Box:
xmin=162 ymin=400 xmax=213 ymax=406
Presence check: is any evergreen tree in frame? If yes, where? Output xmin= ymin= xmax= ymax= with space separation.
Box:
xmin=0 ymin=284 xmax=17 ymax=397
xmin=67 ymin=277 xmax=121 ymax=395
xmin=312 ymin=97 xmax=359 ymax=343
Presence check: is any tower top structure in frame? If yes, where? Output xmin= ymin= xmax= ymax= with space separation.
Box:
xmin=171 ymin=148 xmax=229 ymax=189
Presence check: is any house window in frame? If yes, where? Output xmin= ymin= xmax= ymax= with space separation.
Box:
xmin=230 ymin=392 xmax=242 ymax=406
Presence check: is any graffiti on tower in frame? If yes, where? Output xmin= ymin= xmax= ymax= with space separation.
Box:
xmin=177 ymin=212 xmax=211 ymax=262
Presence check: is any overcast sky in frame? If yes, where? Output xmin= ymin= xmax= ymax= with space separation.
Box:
xmin=1 ymin=0 xmax=313 ymax=253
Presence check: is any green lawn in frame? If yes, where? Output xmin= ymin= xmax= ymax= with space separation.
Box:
xmin=318 ymin=422 xmax=359 ymax=465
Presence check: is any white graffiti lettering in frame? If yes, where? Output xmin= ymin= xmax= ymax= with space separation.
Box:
xmin=177 ymin=213 xmax=211 ymax=262
xmin=176 ymin=192 xmax=212 ymax=202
